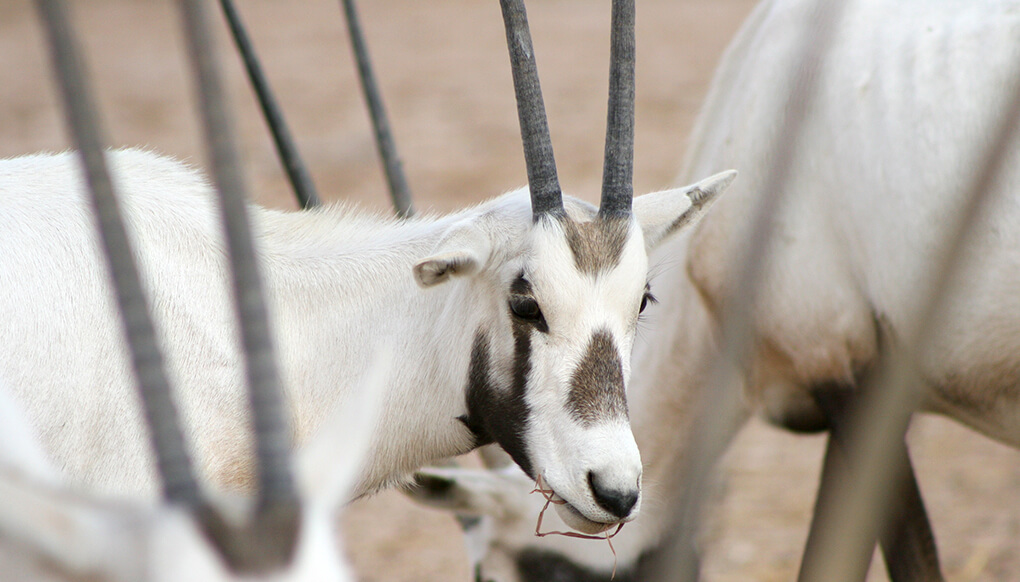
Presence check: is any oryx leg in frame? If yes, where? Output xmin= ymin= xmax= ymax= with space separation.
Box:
xmin=798 ymin=385 xmax=943 ymax=582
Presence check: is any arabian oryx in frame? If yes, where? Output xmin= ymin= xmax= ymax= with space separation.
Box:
xmin=0 ymin=366 xmax=385 ymax=582
xmin=0 ymin=0 xmax=734 ymax=537
xmin=0 ymin=1 xmax=386 ymax=577
xmin=405 ymin=0 xmax=1020 ymax=580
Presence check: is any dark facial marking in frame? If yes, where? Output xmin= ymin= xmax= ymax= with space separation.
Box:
xmin=462 ymin=329 xmax=535 ymax=477
xmin=567 ymin=329 xmax=627 ymax=425
xmin=510 ymin=274 xmax=533 ymax=296
xmin=458 ymin=333 xmax=495 ymax=448
xmin=561 ymin=216 xmax=630 ymax=275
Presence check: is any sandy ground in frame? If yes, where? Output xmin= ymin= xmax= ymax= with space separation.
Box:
xmin=1 ymin=0 xmax=1018 ymax=580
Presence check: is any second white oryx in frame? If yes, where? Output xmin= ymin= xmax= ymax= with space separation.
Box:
xmin=0 ymin=1 xmax=382 ymax=577
xmin=0 ymin=368 xmax=384 ymax=582
xmin=407 ymin=0 xmax=1020 ymax=580
xmin=0 ymin=0 xmax=734 ymax=535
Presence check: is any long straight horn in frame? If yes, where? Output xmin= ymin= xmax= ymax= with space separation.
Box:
xmin=177 ymin=0 xmax=296 ymax=514
xmin=218 ymin=0 xmax=322 ymax=209
xmin=35 ymin=0 xmax=202 ymax=507
xmin=342 ymin=0 xmax=415 ymax=218
xmin=499 ymin=0 xmax=564 ymax=220
xmin=598 ymin=0 xmax=636 ymax=218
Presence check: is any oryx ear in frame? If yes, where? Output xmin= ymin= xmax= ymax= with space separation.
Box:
xmin=634 ymin=170 xmax=736 ymax=250
xmin=404 ymin=467 xmax=529 ymax=520
xmin=414 ymin=220 xmax=493 ymax=288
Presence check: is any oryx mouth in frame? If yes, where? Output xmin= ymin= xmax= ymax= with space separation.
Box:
xmin=532 ymin=476 xmax=621 ymax=536
xmin=531 ymin=477 xmax=628 ymax=580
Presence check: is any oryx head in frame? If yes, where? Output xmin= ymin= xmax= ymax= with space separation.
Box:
xmin=413 ymin=0 xmax=733 ymax=533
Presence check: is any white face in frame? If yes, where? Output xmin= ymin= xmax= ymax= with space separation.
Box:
xmin=458 ymin=206 xmax=650 ymax=533
xmin=409 ymin=172 xmax=736 ymax=582
xmin=413 ymin=172 xmax=734 ymax=545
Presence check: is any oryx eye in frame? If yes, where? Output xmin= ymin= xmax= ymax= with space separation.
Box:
xmin=639 ymin=291 xmax=657 ymax=314
xmin=509 ymin=274 xmax=547 ymax=331
xmin=509 ymin=296 xmax=542 ymax=321
xmin=509 ymin=295 xmax=548 ymax=332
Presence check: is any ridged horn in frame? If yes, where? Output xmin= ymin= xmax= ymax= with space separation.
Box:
xmin=598 ymin=0 xmax=636 ymax=218
xmin=499 ymin=0 xmax=565 ymax=220
xmin=178 ymin=0 xmax=301 ymax=570
xmin=36 ymin=0 xmax=202 ymax=507
xmin=178 ymin=0 xmax=300 ymax=538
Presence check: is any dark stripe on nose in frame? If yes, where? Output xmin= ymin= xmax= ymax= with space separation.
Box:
xmin=567 ymin=329 xmax=627 ymax=425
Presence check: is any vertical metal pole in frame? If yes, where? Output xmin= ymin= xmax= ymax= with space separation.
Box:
xmin=219 ymin=0 xmax=322 ymax=209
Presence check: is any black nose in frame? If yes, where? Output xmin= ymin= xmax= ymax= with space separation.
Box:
xmin=588 ymin=472 xmax=639 ymax=519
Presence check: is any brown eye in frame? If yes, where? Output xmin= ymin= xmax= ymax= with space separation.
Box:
xmin=509 ymin=295 xmax=548 ymax=332
xmin=510 ymin=296 xmax=542 ymax=321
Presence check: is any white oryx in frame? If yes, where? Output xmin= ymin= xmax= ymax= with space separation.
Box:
xmin=0 ymin=2 xmax=387 ymax=577
xmin=0 ymin=367 xmax=384 ymax=582
xmin=406 ymin=0 xmax=1020 ymax=580
xmin=0 ymin=0 xmax=734 ymax=536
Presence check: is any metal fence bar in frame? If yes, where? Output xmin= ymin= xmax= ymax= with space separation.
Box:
xmin=798 ymin=53 xmax=1020 ymax=582
xmin=34 ymin=0 xmax=202 ymax=508
xmin=340 ymin=0 xmax=415 ymax=218
xmin=176 ymin=0 xmax=295 ymax=511
xmin=219 ymin=0 xmax=322 ymax=209
xmin=645 ymin=0 xmax=850 ymax=578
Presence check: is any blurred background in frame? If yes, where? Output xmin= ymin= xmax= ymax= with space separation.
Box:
xmin=1 ymin=0 xmax=1018 ymax=579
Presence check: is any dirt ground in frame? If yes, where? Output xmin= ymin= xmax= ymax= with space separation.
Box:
xmin=2 ymin=0 xmax=1018 ymax=580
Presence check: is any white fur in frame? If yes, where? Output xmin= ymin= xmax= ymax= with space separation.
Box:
xmin=0 ymin=359 xmax=385 ymax=582
xmin=0 ymin=148 xmax=731 ymax=531
xmin=405 ymin=0 xmax=1020 ymax=579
